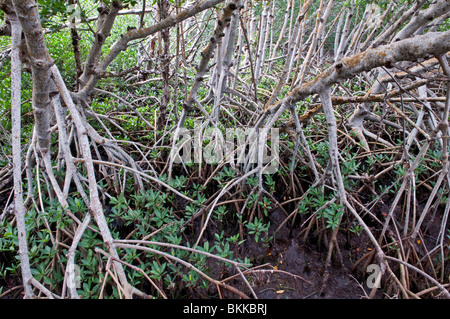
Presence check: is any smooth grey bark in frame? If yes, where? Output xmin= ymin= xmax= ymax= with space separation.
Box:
xmin=78 ymin=0 xmax=122 ymax=86
xmin=212 ymin=0 xmax=241 ymax=121
xmin=6 ymin=0 xmax=138 ymax=298
xmin=51 ymin=65 xmax=133 ymax=298
xmin=11 ymin=0 xmax=53 ymax=154
xmin=269 ymin=0 xmax=291 ymax=64
xmin=253 ymin=23 xmax=450 ymax=290
xmin=265 ymin=0 xmax=313 ymax=107
xmin=258 ymin=30 xmax=450 ymax=127
xmin=334 ymin=0 xmax=354 ymax=63
xmin=78 ymin=0 xmax=226 ymax=97
xmin=369 ymin=0 xmax=426 ymax=49
xmin=346 ymin=0 xmax=450 ymax=158
xmin=8 ymin=6 xmax=34 ymax=299
xmin=360 ymin=1 xmax=395 ymax=51
xmin=156 ymin=0 xmax=171 ymax=131
xmin=253 ymin=3 xmax=267 ymax=83
xmin=168 ymin=1 xmax=239 ymax=179
xmin=392 ymin=0 xmax=450 ymax=42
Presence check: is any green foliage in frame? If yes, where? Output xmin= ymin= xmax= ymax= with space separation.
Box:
xmin=264 ymin=175 xmax=276 ymax=193
xmin=1 ymin=0 xmax=449 ymax=300
xmin=0 ymin=185 xmax=251 ymax=298
xmin=296 ymin=187 xmax=344 ymax=231
xmin=349 ymin=222 xmax=362 ymax=236
xmin=38 ymin=0 xmax=75 ymax=25
xmin=322 ymin=203 xmax=344 ymax=230
xmin=258 ymin=196 xmax=272 ymax=217
xmin=309 ymin=140 xmax=329 ymax=167
xmin=245 ymin=217 xmax=271 ymax=244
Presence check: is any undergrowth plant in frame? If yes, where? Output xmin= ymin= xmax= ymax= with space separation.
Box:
xmin=1 ymin=0 xmax=450 ymax=300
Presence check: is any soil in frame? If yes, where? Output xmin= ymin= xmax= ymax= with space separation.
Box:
xmin=234 ymin=208 xmax=377 ymax=299
xmin=232 ymin=198 xmax=449 ymax=300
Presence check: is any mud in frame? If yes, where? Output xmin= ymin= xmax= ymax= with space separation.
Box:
xmin=236 ymin=208 xmax=373 ymax=299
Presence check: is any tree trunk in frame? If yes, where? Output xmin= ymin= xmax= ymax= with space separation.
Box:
xmin=8 ymin=4 xmax=34 ymax=299
xmin=156 ymin=0 xmax=171 ymax=131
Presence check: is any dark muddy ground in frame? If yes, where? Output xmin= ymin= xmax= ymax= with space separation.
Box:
xmin=235 ymin=208 xmax=377 ymax=299
xmin=236 ymin=201 xmax=449 ymax=300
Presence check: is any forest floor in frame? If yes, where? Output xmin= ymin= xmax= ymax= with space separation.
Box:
xmin=0 ymin=188 xmax=448 ymax=299
xmin=189 ymin=187 xmax=448 ymax=299
xmin=238 ymin=211 xmax=369 ymax=299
